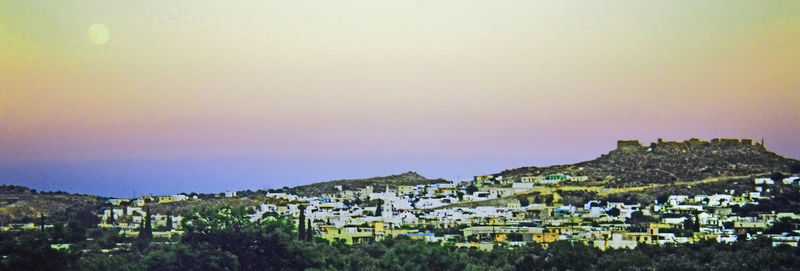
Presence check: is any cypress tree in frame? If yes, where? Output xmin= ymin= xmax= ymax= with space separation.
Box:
xmin=375 ymin=200 xmax=383 ymax=217
xmin=298 ymin=205 xmax=306 ymax=241
xmin=107 ymin=208 xmax=115 ymax=225
xmin=166 ymin=212 xmax=173 ymax=231
xmin=693 ymin=213 xmax=701 ymax=231
xmin=305 ymin=219 xmax=313 ymax=241
xmin=139 ymin=205 xmax=152 ymax=240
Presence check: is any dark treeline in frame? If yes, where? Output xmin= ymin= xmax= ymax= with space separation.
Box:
xmin=2 ymin=205 xmax=799 ymax=271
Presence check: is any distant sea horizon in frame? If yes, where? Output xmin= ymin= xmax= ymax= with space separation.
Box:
xmin=0 ymin=157 xmax=575 ymax=198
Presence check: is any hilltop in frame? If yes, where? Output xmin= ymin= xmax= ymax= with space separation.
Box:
xmin=0 ymin=185 xmax=102 ymax=225
xmin=495 ymin=138 xmax=798 ymax=187
xmin=287 ymin=171 xmax=449 ymax=196
xmin=3 ymin=138 xmax=799 ymax=221
xmin=0 ymin=171 xmax=448 ymax=223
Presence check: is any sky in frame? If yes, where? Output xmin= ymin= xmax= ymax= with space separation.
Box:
xmin=1 ymin=1 xmax=799 ymax=197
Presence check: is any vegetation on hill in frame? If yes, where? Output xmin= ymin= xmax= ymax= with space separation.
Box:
xmin=497 ymin=138 xmax=799 ymax=187
xmin=287 ymin=171 xmax=449 ymax=196
xmin=0 ymin=185 xmax=102 ymax=226
xmin=4 ymin=204 xmax=800 ymax=270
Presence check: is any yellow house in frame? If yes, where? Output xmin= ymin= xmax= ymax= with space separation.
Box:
xmin=473 ymin=175 xmax=496 ymax=187
xmin=547 ymin=226 xmax=573 ymax=235
xmin=397 ymin=186 xmax=414 ymax=195
xmin=463 ymin=226 xmax=524 ymax=243
xmin=487 ymin=217 xmax=508 ymax=225
xmin=372 ymin=221 xmax=416 ymax=238
xmin=494 ymin=233 xmax=507 ymax=242
xmin=533 ymin=232 xmax=559 ymax=244
xmin=319 ymin=225 xmax=375 ymax=244
xmin=693 ymin=232 xmax=719 ymax=242
xmin=648 ymin=223 xmax=671 ymax=234
xmin=156 ymin=196 xmax=174 ymax=203
xmin=475 ymin=175 xmax=494 ymax=181
xmin=625 ymin=232 xmax=658 ymax=244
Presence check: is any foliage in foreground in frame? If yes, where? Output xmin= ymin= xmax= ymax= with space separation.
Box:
xmin=3 ymin=205 xmax=800 ymax=271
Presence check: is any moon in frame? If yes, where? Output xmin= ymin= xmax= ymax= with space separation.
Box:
xmin=88 ymin=24 xmax=110 ymax=45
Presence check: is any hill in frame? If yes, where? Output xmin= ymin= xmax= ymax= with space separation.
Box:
xmin=287 ymin=171 xmax=449 ymax=196
xmin=0 ymin=185 xmax=102 ymax=226
xmin=495 ymin=138 xmax=799 ymax=186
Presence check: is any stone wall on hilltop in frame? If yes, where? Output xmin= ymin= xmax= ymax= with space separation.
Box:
xmin=498 ymin=138 xmax=796 ymax=187
xmin=614 ymin=138 xmax=764 ymax=154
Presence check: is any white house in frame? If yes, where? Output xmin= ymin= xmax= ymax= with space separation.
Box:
xmin=667 ymin=195 xmax=689 ymax=206
xmin=512 ymin=183 xmax=535 ymax=194
xmin=782 ymin=176 xmax=800 ymax=185
xmin=487 ymin=187 xmax=513 ymax=199
xmin=593 ymin=233 xmax=637 ymax=251
xmin=754 ymin=178 xmax=774 ymax=185
xmin=707 ymin=194 xmax=733 ymax=206
xmin=537 ymin=179 xmax=560 ymax=185
xmin=568 ymin=176 xmax=589 ymax=182
xmin=662 ymin=217 xmax=688 ymax=225
xmin=519 ymin=176 xmax=541 ymax=183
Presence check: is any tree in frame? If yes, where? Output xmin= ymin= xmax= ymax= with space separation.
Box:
xmin=541 ymin=241 xmax=598 ymax=270
xmin=606 ymin=207 xmax=621 ymax=217
xmin=766 ymin=218 xmax=797 ymax=234
xmin=375 ymin=200 xmax=384 ymax=217
xmin=790 ymin=163 xmax=800 ymax=174
xmin=0 ymin=231 xmax=77 ymax=270
xmin=305 ymin=219 xmax=313 ymax=241
xmin=628 ymin=211 xmax=656 ymax=225
xmin=466 ymin=185 xmax=478 ymax=195
xmin=771 ymin=172 xmax=787 ymax=182
xmin=378 ymin=238 xmax=468 ymax=270
xmin=64 ymin=220 xmax=87 ymax=243
xmin=298 ymin=205 xmax=306 ymax=241
xmin=166 ymin=212 xmax=174 ymax=231
xmin=519 ymin=198 xmax=530 ymax=207
xmin=179 ymin=205 xmax=323 ymax=270
xmin=139 ymin=205 xmax=153 ymax=241
xmin=106 ymin=208 xmax=115 ymax=225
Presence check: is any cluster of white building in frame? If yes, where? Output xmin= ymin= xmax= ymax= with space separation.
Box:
xmin=92 ymin=174 xmax=800 ymax=250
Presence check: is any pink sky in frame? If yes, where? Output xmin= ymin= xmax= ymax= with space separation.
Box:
xmin=1 ymin=1 xmax=798 ymax=196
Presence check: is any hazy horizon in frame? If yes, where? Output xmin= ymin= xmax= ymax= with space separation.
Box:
xmin=2 ymin=137 xmax=798 ymax=198
xmin=2 ymin=1 xmax=799 ymax=197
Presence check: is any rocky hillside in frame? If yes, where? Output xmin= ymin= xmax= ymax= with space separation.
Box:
xmin=288 ymin=171 xmax=449 ymax=196
xmin=0 ymin=185 xmax=102 ymax=225
xmin=497 ymin=138 xmax=799 ymax=186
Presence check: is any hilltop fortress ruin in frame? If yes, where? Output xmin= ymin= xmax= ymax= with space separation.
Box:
xmin=495 ymin=136 xmax=795 ymax=188
xmin=614 ymin=138 xmax=767 ymax=154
